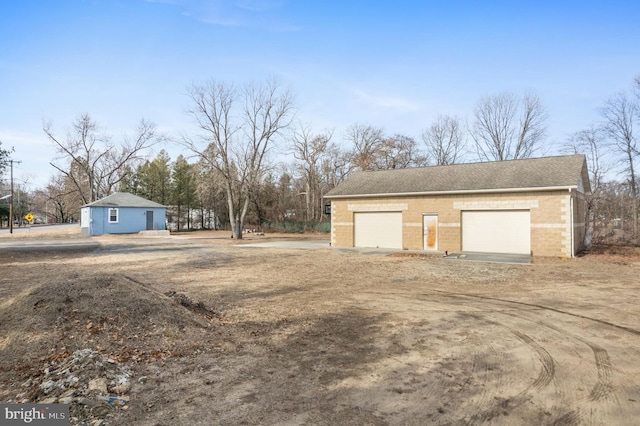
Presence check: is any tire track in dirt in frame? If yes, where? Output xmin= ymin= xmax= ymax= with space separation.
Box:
xmin=503 ymin=311 xmax=619 ymax=404
xmin=493 ymin=311 xmax=619 ymax=424
xmin=428 ymin=288 xmax=638 ymax=407
xmin=446 ymin=301 xmax=618 ymax=425
xmin=587 ymin=344 xmax=615 ymax=402
xmin=467 ymin=342 xmax=505 ymax=420
xmin=426 ymin=289 xmax=640 ymax=337
xmin=510 ymin=329 xmax=555 ymax=390
xmin=363 ymin=289 xmax=634 ymax=422
xmin=493 ymin=310 xmax=629 ymax=426
xmin=372 ymin=292 xmax=561 ymax=423
xmin=463 ymin=316 xmax=558 ymax=425
xmin=551 ymin=410 xmax=582 ymax=425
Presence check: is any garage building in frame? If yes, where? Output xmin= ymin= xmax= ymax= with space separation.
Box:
xmin=324 ymin=154 xmax=590 ymax=257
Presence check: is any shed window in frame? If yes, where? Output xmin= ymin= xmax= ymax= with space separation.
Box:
xmin=108 ymin=208 xmax=119 ymax=223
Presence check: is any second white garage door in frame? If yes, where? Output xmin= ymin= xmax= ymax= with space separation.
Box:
xmin=354 ymin=212 xmax=402 ymax=249
xmin=462 ymin=210 xmax=531 ymax=254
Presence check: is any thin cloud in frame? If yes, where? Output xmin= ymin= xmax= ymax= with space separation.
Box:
xmin=236 ymin=0 xmax=285 ymax=12
xmin=348 ymin=86 xmax=422 ymax=112
xmin=145 ymin=0 xmax=300 ymax=31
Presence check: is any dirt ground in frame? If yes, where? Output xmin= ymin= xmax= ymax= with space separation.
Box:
xmin=1 ymin=226 xmax=640 ymax=425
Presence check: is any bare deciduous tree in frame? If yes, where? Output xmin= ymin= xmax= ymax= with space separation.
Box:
xmin=0 ymin=141 xmax=13 ymax=179
xmin=43 ymin=174 xmax=82 ymax=224
xmin=564 ymin=127 xmax=610 ymax=245
xmin=345 ymin=124 xmax=384 ymax=171
xmin=324 ymin=144 xmax=353 ymax=189
xmin=44 ymin=114 xmax=162 ymax=204
xmin=290 ymin=123 xmax=333 ymax=222
xmin=344 ymin=123 xmax=427 ymax=171
xmin=601 ymin=91 xmax=639 ymax=237
xmin=471 ymin=92 xmax=547 ymax=161
xmin=185 ymin=79 xmax=294 ymax=239
xmin=376 ymin=134 xmax=428 ymax=169
xmin=196 ymin=151 xmax=227 ymax=230
xmin=421 ymin=115 xmax=466 ymax=165
xmin=565 ymin=127 xmax=609 ymax=194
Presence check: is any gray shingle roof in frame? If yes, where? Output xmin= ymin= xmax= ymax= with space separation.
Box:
xmin=83 ymin=192 xmax=165 ymax=208
xmin=325 ymin=154 xmax=589 ymax=198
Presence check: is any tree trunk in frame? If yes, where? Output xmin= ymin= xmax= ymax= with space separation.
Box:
xmin=236 ymin=195 xmax=251 ymax=238
xmin=232 ymin=217 xmax=242 ymax=239
xmin=626 ymin=148 xmax=638 ymax=238
xmin=305 ymin=180 xmax=311 ymax=223
xmin=226 ymin=185 xmax=241 ymax=239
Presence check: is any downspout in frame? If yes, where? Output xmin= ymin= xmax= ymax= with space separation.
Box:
xmin=570 ymin=191 xmax=575 ymax=258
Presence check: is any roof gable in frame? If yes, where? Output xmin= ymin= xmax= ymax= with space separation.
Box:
xmin=325 ymin=154 xmax=589 ymax=198
xmin=83 ymin=192 xmax=165 ymax=208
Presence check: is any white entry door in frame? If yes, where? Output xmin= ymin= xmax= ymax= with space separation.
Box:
xmin=81 ymin=207 xmax=90 ymax=228
xmin=462 ymin=210 xmax=531 ymax=254
xmin=423 ymin=214 xmax=438 ymax=250
xmin=354 ymin=212 xmax=402 ymax=249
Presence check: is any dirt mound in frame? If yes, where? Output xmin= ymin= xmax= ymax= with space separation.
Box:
xmin=0 ymin=273 xmax=218 ymax=369
xmin=0 ymin=274 xmax=222 ymax=425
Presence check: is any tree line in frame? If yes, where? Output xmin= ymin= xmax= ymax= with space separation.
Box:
xmin=1 ymin=75 xmax=639 ymax=245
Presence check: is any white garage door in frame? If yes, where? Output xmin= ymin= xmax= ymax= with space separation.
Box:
xmin=354 ymin=212 xmax=402 ymax=249
xmin=462 ymin=210 xmax=531 ymax=254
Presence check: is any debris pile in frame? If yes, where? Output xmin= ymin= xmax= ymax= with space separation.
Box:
xmin=14 ymin=349 xmax=133 ymax=426
xmin=1 ymin=275 xmax=224 ymax=424
xmin=165 ymin=290 xmax=221 ymax=319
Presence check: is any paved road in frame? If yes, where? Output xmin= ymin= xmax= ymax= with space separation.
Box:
xmin=0 ymin=223 xmax=78 ymax=235
xmin=0 ymin=239 xmax=101 ymax=251
xmin=239 ymin=240 xmax=530 ymax=263
xmin=240 ymin=240 xmax=331 ymax=250
xmin=0 ymin=228 xmax=530 ymax=264
xmin=0 ymin=224 xmax=98 ymax=251
xmin=443 ymin=251 xmax=531 ymax=264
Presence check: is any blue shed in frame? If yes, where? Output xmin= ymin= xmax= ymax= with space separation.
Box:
xmin=80 ymin=192 xmax=166 ymax=236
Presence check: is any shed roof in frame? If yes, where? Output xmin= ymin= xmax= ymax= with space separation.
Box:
xmin=83 ymin=192 xmax=166 ymax=208
xmin=325 ymin=154 xmax=590 ymax=198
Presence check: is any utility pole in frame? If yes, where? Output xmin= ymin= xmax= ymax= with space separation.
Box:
xmin=9 ymin=159 xmax=21 ymax=234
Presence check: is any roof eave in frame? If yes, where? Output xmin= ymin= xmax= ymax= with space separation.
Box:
xmin=324 ymin=185 xmax=578 ymax=199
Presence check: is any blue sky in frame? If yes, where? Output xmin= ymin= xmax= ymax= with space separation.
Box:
xmin=1 ymin=0 xmax=639 ymax=189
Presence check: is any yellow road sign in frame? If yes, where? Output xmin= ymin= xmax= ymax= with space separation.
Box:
xmin=25 ymin=213 xmax=34 ymax=222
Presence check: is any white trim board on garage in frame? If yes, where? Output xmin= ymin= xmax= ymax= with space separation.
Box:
xmin=462 ymin=210 xmax=531 ymax=255
xmin=354 ymin=212 xmax=402 ymax=249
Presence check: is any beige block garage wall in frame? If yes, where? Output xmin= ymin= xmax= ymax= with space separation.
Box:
xmin=402 ymin=195 xmax=459 ymax=251
xmin=330 ymin=190 xmax=577 ymax=257
xmin=572 ymin=189 xmax=588 ymax=253
xmin=330 ymin=199 xmax=355 ymax=247
xmin=529 ymin=192 xmax=572 ymax=257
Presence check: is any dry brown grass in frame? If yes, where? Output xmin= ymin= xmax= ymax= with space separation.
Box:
xmin=2 ymin=227 xmax=640 ymax=425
